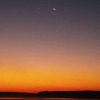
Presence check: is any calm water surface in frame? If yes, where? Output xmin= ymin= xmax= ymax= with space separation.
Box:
xmin=0 ymin=98 xmax=99 ymax=100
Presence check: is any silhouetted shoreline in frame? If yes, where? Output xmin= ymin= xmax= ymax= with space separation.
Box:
xmin=0 ymin=91 xmax=100 ymax=99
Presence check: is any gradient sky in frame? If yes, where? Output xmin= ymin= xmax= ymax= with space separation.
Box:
xmin=0 ymin=0 xmax=100 ymax=92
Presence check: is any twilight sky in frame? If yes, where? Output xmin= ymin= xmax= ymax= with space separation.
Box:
xmin=0 ymin=0 xmax=100 ymax=92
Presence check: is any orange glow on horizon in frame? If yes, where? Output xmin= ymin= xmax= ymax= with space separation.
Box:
xmin=0 ymin=57 xmax=100 ymax=92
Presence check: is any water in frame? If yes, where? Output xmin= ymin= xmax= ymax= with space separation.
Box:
xmin=0 ymin=98 xmax=99 ymax=100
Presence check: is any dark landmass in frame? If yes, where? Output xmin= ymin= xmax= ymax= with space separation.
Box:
xmin=36 ymin=91 xmax=100 ymax=99
xmin=0 ymin=91 xmax=100 ymax=99
xmin=0 ymin=92 xmax=35 ymax=97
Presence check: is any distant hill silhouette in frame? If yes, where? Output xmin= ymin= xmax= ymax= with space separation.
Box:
xmin=0 ymin=91 xmax=100 ymax=99
xmin=36 ymin=91 xmax=100 ymax=99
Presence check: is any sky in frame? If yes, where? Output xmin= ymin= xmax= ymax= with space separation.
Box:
xmin=0 ymin=0 xmax=100 ymax=93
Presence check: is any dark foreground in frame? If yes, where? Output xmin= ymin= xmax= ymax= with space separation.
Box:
xmin=0 ymin=98 xmax=99 ymax=100
xmin=0 ymin=91 xmax=100 ymax=99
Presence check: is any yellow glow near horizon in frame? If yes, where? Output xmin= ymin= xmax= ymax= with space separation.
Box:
xmin=0 ymin=53 xmax=100 ymax=92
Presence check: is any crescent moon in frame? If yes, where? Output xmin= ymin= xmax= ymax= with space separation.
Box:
xmin=53 ymin=8 xmax=56 ymax=11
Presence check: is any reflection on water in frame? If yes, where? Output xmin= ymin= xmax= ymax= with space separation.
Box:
xmin=0 ymin=98 xmax=99 ymax=100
